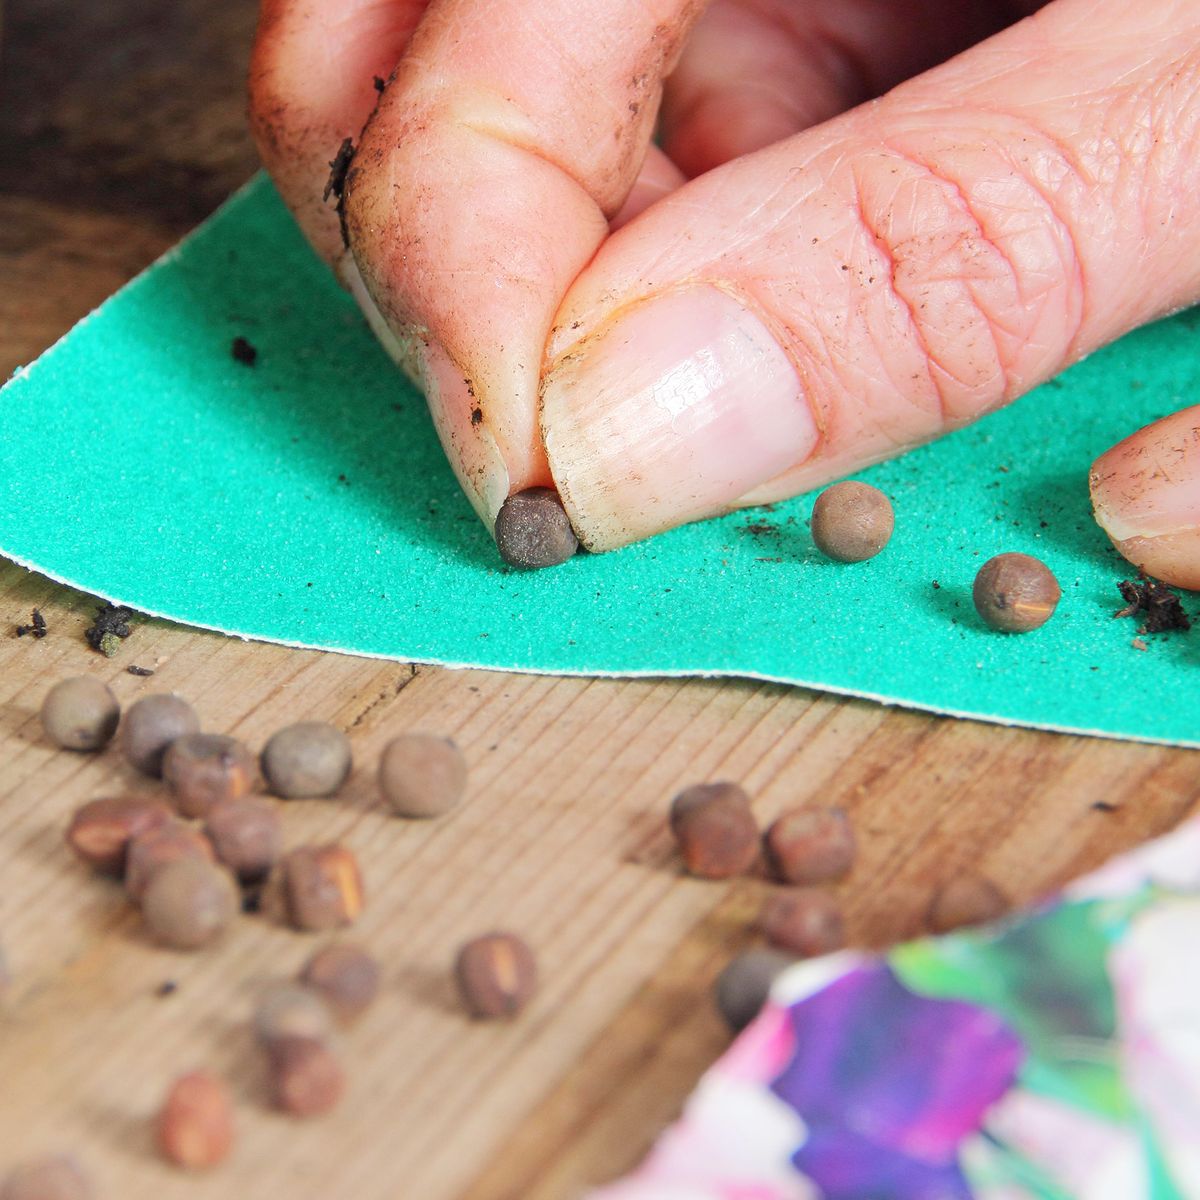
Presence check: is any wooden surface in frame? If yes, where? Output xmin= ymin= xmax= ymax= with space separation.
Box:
xmin=1 ymin=5 xmax=1198 ymax=1197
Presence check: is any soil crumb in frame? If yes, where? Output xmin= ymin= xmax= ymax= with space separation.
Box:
xmin=1115 ymin=575 xmax=1191 ymax=634
xmin=15 ymin=608 xmax=47 ymax=639
xmin=85 ymin=603 xmax=135 ymax=655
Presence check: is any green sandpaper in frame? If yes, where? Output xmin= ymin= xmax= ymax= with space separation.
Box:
xmin=2 ymin=176 xmax=1197 ymax=745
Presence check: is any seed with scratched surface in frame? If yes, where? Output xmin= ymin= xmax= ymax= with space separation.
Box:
xmin=669 ymin=782 xmax=759 ymax=879
xmin=267 ymin=1036 xmax=345 ymax=1117
xmin=163 ymin=733 xmax=255 ymax=818
xmin=125 ymin=820 xmax=215 ymax=903
xmin=0 ymin=1155 xmax=93 ymax=1200
xmin=927 ymin=875 xmax=1008 ymax=934
xmin=455 ymin=932 xmax=537 ymax=1018
xmin=758 ymin=890 xmax=846 ymax=957
xmin=156 ymin=1070 xmax=234 ymax=1171
xmin=66 ymin=796 xmax=172 ymax=874
xmin=120 ymin=694 xmax=201 ymax=777
xmin=300 ymin=943 xmax=381 ymax=1025
xmin=972 ymin=553 xmax=1061 ymax=633
xmin=810 ymin=481 xmax=894 ymax=563
xmin=378 ymin=734 xmax=468 ymax=818
xmin=204 ymin=797 xmax=283 ymax=882
xmin=493 ymin=487 xmax=579 ymax=569
xmin=260 ymin=722 xmax=351 ymax=799
xmin=252 ymin=982 xmax=335 ymax=1046
xmin=764 ymin=806 xmax=856 ymax=886
xmin=280 ymin=844 xmax=364 ymax=931
xmin=141 ymin=858 xmax=239 ymax=950
xmin=713 ymin=949 xmax=796 ymax=1033
xmin=40 ymin=677 xmax=120 ymax=752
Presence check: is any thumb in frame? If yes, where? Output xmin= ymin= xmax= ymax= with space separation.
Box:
xmin=540 ymin=0 xmax=1200 ymax=551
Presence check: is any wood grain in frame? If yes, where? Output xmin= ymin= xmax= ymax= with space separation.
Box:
xmin=2 ymin=4 xmax=1198 ymax=1197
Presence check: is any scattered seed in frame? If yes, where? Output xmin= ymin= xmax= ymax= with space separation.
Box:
xmin=204 ymin=797 xmax=283 ymax=882
xmin=156 ymin=1070 xmax=234 ymax=1171
xmin=267 ymin=1036 xmax=345 ymax=1118
xmin=493 ymin=488 xmax=579 ymax=569
xmin=927 ymin=875 xmax=1008 ymax=934
xmin=810 ymin=481 xmax=895 ymax=562
xmin=713 ymin=949 xmax=795 ymax=1033
xmin=0 ymin=1155 xmax=93 ymax=1200
xmin=378 ymin=734 xmax=467 ymax=818
xmin=125 ymin=820 xmax=215 ymax=903
xmin=454 ymin=932 xmax=537 ymax=1019
xmin=758 ymin=890 xmax=846 ymax=957
xmin=163 ymin=733 xmax=255 ymax=818
xmin=668 ymin=782 xmax=759 ymax=879
xmin=260 ymin=722 xmax=351 ymax=799
xmin=278 ymin=844 xmax=364 ymax=931
xmin=120 ymin=694 xmax=201 ymax=777
xmin=66 ymin=796 xmax=172 ymax=874
xmin=40 ymin=677 xmax=120 ymax=752
xmin=252 ymin=983 xmax=335 ymax=1047
xmin=299 ymin=944 xmax=381 ymax=1025
xmin=141 ymin=858 xmax=239 ymax=950
xmin=972 ymin=553 xmax=1061 ymax=633
xmin=763 ymin=807 xmax=856 ymax=886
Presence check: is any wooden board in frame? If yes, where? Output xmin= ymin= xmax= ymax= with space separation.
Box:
xmin=2 ymin=5 xmax=1198 ymax=1197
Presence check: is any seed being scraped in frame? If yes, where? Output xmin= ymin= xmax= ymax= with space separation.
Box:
xmin=260 ymin=722 xmax=351 ymax=799
xmin=156 ymin=1070 xmax=234 ymax=1171
xmin=163 ymin=733 xmax=255 ymax=818
xmin=455 ymin=931 xmax=537 ymax=1018
xmin=141 ymin=858 xmax=239 ymax=950
xmin=40 ymin=676 xmax=120 ymax=751
xmin=299 ymin=943 xmax=381 ymax=1025
xmin=125 ymin=820 xmax=215 ymax=903
xmin=66 ymin=796 xmax=173 ymax=875
xmin=972 ymin=553 xmax=1061 ymax=633
xmin=810 ymin=481 xmax=894 ymax=562
xmin=0 ymin=1154 xmax=93 ymax=1200
xmin=267 ymin=1036 xmax=345 ymax=1117
xmin=493 ymin=488 xmax=579 ymax=569
xmin=758 ymin=890 xmax=846 ymax=957
xmin=668 ymin=782 xmax=759 ymax=879
xmin=378 ymin=734 xmax=468 ymax=818
xmin=279 ymin=844 xmax=364 ymax=931
xmin=713 ymin=949 xmax=795 ymax=1033
xmin=120 ymin=694 xmax=201 ymax=777
xmin=763 ymin=806 xmax=856 ymax=886
xmin=204 ymin=797 xmax=283 ymax=882
xmin=927 ymin=875 xmax=1008 ymax=933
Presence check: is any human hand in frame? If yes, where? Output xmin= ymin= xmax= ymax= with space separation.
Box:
xmin=249 ymin=0 xmax=1200 ymax=584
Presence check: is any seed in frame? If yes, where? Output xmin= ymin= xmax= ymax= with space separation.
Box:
xmin=758 ymin=890 xmax=846 ymax=957
xmin=279 ymin=844 xmax=364 ymax=931
xmin=125 ymin=820 xmax=215 ymax=903
xmin=163 ymin=733 xmax=255 ymax=818
xmin=40 ymin=677 xmax=120 ymax=752
xmin=267 ymin=1036 xmax=345 ymax=1117
xmin=454 ymin=932 xmax=537 ymax=1019
xmin=972 ymin=553 xmax=1061 ymax=633
xmin=810 ymin=481 xmax=894 ymax=563
xmin=299 ymin=944 xmax=381 ymax=1025
xmin=156 ymin=1070 xmax=234 ymax=1171
xmin=378 ymin=734 xmax=467 ymax=818
xmin=493 ymin=488 xmax=579 ymax=569
xmin=260 ymin=722 xmax=351 ymax=799
xmin=0 ymin=1155 xmax=93 ymax=1200
xmin=141 ymin=858 xmax=239 ymax=950
xmin=668 ymin=782 xmax=759 ymax=879
xmin=120 ymin=694 xmax=201 ymax=777
xmin=66 ymin=796 xmax=172 ymax=874
xmin=252 ymin=982 xmax=335 ymax=1047
xmin=713 ymin=949 xmax=795 ymax=1033
xmin=927 ymin=875 xmax=1007 ymax=934
xmin=204 ymin=797 xmax=283 ymax=882
xmin=763 ymin=807 xmax=856 ymax=886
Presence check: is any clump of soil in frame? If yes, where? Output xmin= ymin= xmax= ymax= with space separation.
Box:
xmin=15 ymin=608 xmax=46 ymax=638
xmin=85 ymin=603 xmax=136 ymax=656
xmin=1115 ymin=574 xmax=1191 ymax=634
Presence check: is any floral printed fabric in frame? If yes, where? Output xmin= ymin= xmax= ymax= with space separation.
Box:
xmin=594 ymin=817 xmax=1200 ymax=1200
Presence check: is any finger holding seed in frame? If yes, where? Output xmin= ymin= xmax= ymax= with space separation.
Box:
xmin=40 ymin=677 xmax=120 ymax=752
xmin=163 ymin=733 xmax=256 ymax=818
xmin=493 ymin=488 xmax=579 ymax=569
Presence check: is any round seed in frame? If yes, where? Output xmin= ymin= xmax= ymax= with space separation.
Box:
xmin=378 ymin=734 xmax=467 ymax=819
xmin=156 ymin=1070 xmax=234 ymax=1171
xmin=299 ymin=944 xmax=381 ymax=1025
xmin=125 ymin=820 xmax=215 ymax=903
xmin=0 ymin=1155 xmax=93 ymax=1200
xmin=204 ymin=797 xmax=283 ymax=882
xmin=260 ymin=722 xmax=351 ymax=799
xmin=763 ymin=807 xmax=856 ymax=886
xmin=713 ymin=949 xmax=795 ymax=1033
xmin=66 ymin=796 xmax=173 ymax=874
xmin=40 ymin=677 xmax=120 ymax=752
xmin=163 ymin=733 xmax=255 ymax=818
xmin=493 ymin=488 xmax=579 ymax=569
xmin=267 ymin=1037 xmax=345 ymax=1118
xmin=279 ymin=844 xmax=364 ymax=931
xmin=120 ymin=694 xmax=200 ymax=777
xmin=927 ymin=875 xmax=1008 ymax=934
xmin=758 ymin=890 xmax=846 ymax=958
xmin=668 ymin=782 xmax=759 ymax=879
xmin=810 ymin=482 xmax=894 ymax=563
xmin=252 ymin=983 xmax=335 ymax=1047
xmin=455 ymin=932 xmax=537 ymax=1019
xmin=141 ymin=858 xmax=239 ymax=950
xmin=973 ymin=553 xmax=1061 ymax=632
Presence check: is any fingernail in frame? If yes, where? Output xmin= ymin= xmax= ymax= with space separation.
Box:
xmin=542 ymin=286 xmax=815 ymax=550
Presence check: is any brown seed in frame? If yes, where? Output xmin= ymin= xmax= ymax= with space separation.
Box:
xmin=204 ymin=797 xmax=283 ymax=882
xmin=252 ymin=982 xmax=335 ymax=1047
xmin=378 ymin=734 xmax=468 ymax=818
xmin=267 ymin=1036 xmax=345 ymax=1117
xmin=972 ymin=553 xmax=1061 ymax=633
xmin=0 ymin=1155 xmax=93 ymax=1200
xmin=260 ymin=722 xmax=351 ymax=799
xmin=163 ymin=733 xmax=255 ymax=818
xmin=141 ymin=858 xmax=239 ymax=950
xmin=279 ymin=844 xmax=364 ymax=931
xmin=758 ymin=890 xmax=846 ymax=957
xmin=454 ymin=932 xmax=537 ymax=1018
xmin=927 ymin=875 xmax=1008 ymax=934
xmin=40 ymin=677 xmax=120 ymax=752
xmin=668 ymin=782 xmax=759 ymax=879
xmin=493 ymin=488 xmax=579 ymax=569
xmin=764 ymin=807 xmax=856 ymax=886
xmin=66 ymin=796 xmax=172 ymax=874
xmin=299 ymin=943 xmax=381 ymax=1025
xmin=713 ymin=949 xmax=795 ymax=1033
xmin=156 ymin=1070 xmax=234 ymax=1171
xmin=120 ymin=694 xmax=201 ymax=777
xmin=125 ymin=820 xmax=215 ymax=903
xmin=810 ymin=481 xmax=894 ymax=563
